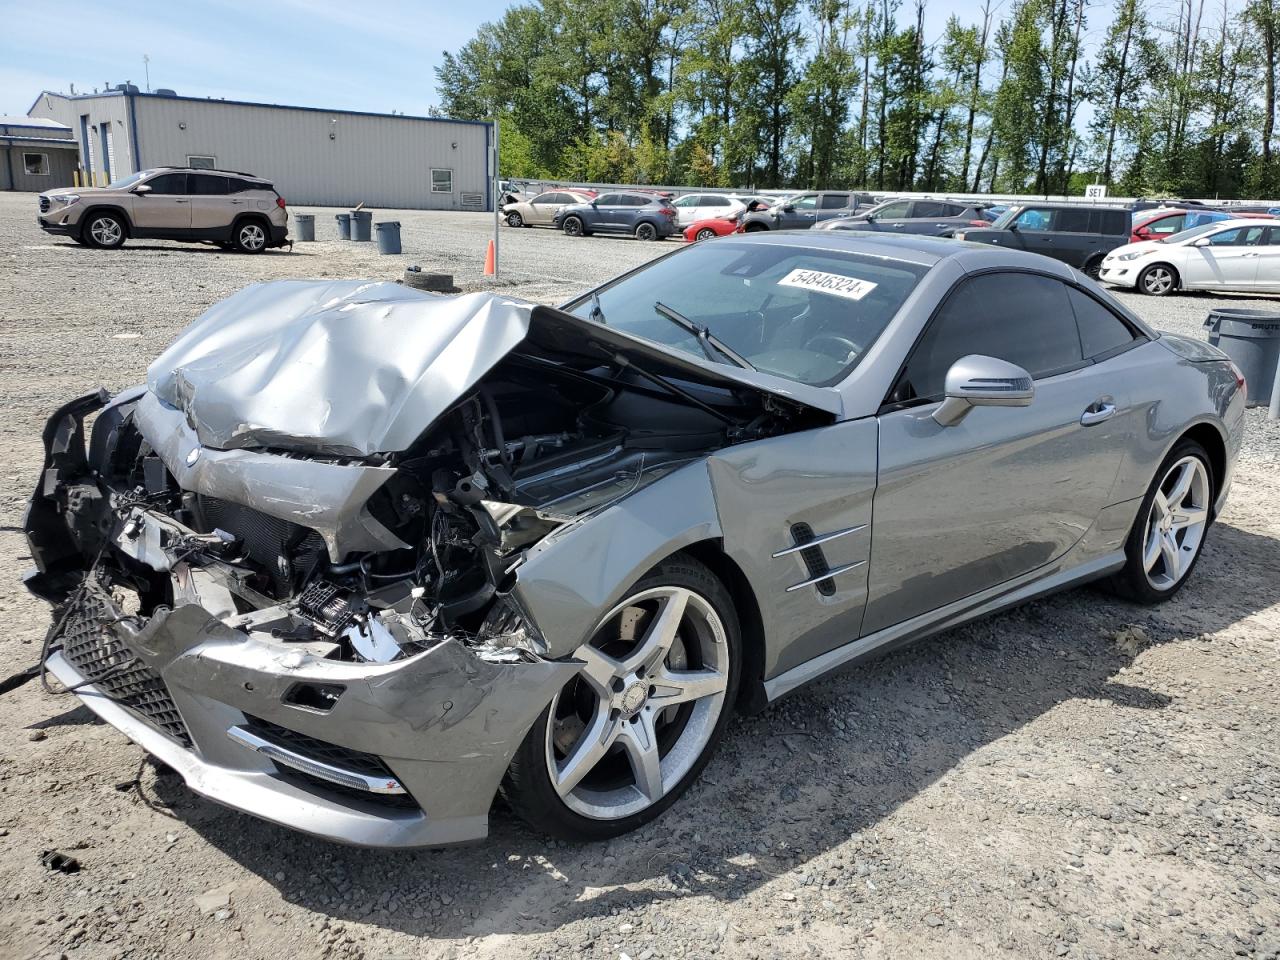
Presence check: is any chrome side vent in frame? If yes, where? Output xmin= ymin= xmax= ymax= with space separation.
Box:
xmin=789 ymin=522 xmax=835 ymax=596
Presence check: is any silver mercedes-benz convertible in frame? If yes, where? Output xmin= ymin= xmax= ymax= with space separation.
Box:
xmin=24 ymin=233 xmax=1245 ymax=847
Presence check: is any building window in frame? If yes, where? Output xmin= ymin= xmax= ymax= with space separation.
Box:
xmin=23 ymin=153 xmax=50 ymax=176
xmin=431 ymin=168 xmax=453 ymax=193
xmin=187 ymin=155 xmax=217 ymax=169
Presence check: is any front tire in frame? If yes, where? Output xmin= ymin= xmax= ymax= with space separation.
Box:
xmin=1108 ymin=439 xmax=1213 ymax=603
xmin=503 ymin=556 xmax=741 ymax=841
xmin=694 ymin=227 xmax=716 ymax=242
xmin=83 ymin=212 xmax=125 ymax=249
xmin=506 ymin=211 xmax=524 ymax=228
xmin=1083 ymin=257 xmax=1103 ymax=280
xmin=563 ymin=216 xmax=586 ymax=238
xmin=1138 ymin=263 xmax=1177 ymax=296
xmin=232 ymin=219 xmax=268 ymax=253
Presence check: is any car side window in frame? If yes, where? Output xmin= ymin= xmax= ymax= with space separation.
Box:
xmin=145 ymin=173 xmax=188 ymax=195
xmin=876 ymin=200 xmax=912 ymax=218
xmin=1012 ymin=208 xmax=1053 ymax=231
xmin=913 ymin=201 xmax=949 ymax=217
xmin=531 ymin=193 xmax=555 ymax=204
xmin=1056 ymin=209 xmax=1092 ymax=232
xmin=188 ymin=175 xmax=229 ymax=196
xmin=673 ymin=195 xmax=698 ymax=207
xmin=1209 ymin=226 xmax=1265 ymax=245
xmin=1264 ymin=227 xmax=1280 ymax=245
xmin=595 ymin=194 xmax=619 ymax=206
xmin=820 ymin=193 xmax=850 ymax=209
xmin=1149 ymin=215 xmax=1185 ymax=235
xmin=891 ymin=273 xmax=1083 ymax=403
xmin=706 ymin=196 xmax=730 ymax=207
xmin=1067 ymin=287 xmax=1137 ymax=358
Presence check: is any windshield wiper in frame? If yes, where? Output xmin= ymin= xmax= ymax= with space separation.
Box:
xmin=653 ymin=301 xmax=756 ymax=371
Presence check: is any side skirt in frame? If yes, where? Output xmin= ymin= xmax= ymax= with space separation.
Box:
xmin=763 ymin=549 xmax=1127 ymax=702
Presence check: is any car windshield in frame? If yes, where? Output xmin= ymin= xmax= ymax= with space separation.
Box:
xmin=565 ymin=240 xmax=929 ymax=386
xmin=106 ymin=171 xmax=150 ymax=189
xmin=1162 ymin=223 xmax=1223 ymax=244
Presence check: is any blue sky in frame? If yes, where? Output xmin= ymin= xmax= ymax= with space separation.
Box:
xmin=2 ymin=0 xmax=1112 ymax=119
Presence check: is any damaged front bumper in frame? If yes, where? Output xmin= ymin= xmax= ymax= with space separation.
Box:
xmin=23 ymin=390 xmax=580 ymax=847
xmin=43 ymin=577 xmax=576 ymax=847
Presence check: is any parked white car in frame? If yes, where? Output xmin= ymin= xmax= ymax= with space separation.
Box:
xmin=670 ymin=193 xmax=747 ymax=226
xmin=1099 ymin=218 xmax=1280 ymax=295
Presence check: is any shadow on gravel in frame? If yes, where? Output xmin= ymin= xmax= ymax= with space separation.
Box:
xmin=45 ymin=241 xmax=309 ymax=256
xmin=128 ymin=520 xmax=1280 ymax=939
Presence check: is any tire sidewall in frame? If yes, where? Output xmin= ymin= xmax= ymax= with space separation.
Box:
xmin=1116 ymin=439 xmax=1213 ymax=603
xmin=695 ymin=228 xmax=715 ymax=241
xmin=636 ymin=222 xmax=657 ymax=241
xmin=503 ymin=556 xmax=742 ymax=842
xmin=507 ymin=212 xmax=523 ymax=228
xmin=564 ymin=217 xmax=583 ymax=237
xmin=233 ymin=219 xmax=268 ymax=253
xmin=1139 ymin=264 xmax=1176 ymax=296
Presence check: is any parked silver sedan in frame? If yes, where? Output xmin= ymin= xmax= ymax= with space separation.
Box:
xmin=24 ymin=233 xmax=1244 ymax=847
xmin=502 ymin=189 xmax=595 ymax=228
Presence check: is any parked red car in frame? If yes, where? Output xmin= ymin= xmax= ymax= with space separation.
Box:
xmin=683 ymin=214 xmax=742 ymax=243
xmin=1131 ymin=208 xmax=1273 ymax=243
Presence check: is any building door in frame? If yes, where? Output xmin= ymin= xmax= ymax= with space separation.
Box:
xmin=99 ymin=122 xmax=113 ymax=183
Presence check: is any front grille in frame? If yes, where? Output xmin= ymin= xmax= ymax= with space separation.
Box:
xmin=39 ymin=196 xmax=51 ymax=213
xmin=59 ymin=591 xmax=192 ymax=746
xmin=243 ymin=716 xmax=419 ymax=809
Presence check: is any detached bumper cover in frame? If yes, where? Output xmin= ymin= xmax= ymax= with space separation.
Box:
xmin=48 ymin=588 xmax=577 ymax=847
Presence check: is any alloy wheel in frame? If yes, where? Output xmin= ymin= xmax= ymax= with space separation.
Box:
xmin=636 ymin=223 xmax=657 ymax=241
xmin=546 ymin=586 xmax=730 ymax=820
xmin=239 ymin=223 xmax=266 ymax=251
xmin=1142 ymin=455 xmax=1210 ymax=590
xmin=1142 ymin=266 xmax=1174 ymax=295
xmin=695 ymin=228 xmax=715 ymax=241
xmin=564 ymin=218 xmax=583 ymax=237
xmin=89 ymin=217 xmax=121 ymax=246
xmin=507 ymin=212 xmax=523 ymax=227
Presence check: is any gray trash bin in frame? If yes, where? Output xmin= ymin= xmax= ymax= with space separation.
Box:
xmin=350 ymin=210 xmax=373 ymax=242
xmin=293 ymin=213 xmax=315 ymax=241
xmin=1204 ymin=308 xmax=1280 ymax=406
xmin=375 ymin=221 xmax=402 ymax=255
xmin=335 ymin=213 xmax=351 ymax=240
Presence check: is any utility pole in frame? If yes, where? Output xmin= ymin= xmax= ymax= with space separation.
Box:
xmin=492 ymin=116 xmax=500 ymax=280
xmin=143 ymin=54 xmax=150 ymax=92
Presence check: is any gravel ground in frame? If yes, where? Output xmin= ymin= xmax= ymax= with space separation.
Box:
xmin=1 ymin=193 xmax=1278 ymax=960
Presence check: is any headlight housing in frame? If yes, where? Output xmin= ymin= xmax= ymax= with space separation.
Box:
xmin=1117 ymin=252 xmax=1142 ymax=261
xmin=49 ymin=194 xmax=80 ymax=206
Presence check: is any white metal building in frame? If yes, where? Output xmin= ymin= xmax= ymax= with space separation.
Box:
xmin=28 ymin=88 xmax=492 ymax=210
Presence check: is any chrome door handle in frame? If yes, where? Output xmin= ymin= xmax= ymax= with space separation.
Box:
xmin=174 ymin=199 xmax=189 ymax=203
xmin=1081 ymin=401 xmax=1116 ymax=426
xmin=1243 ymin=252 xmax=1259 ymax=258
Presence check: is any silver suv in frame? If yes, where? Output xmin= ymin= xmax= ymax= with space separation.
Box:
xmin=37 ymin=167 xmax=290 ymax=253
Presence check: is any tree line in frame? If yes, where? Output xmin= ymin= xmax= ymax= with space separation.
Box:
xmin=434 ymin=0 xmax=1280 ymax=198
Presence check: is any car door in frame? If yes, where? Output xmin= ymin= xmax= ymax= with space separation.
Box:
xmin=902 ymin=199 xmax=958 ymax=234
xmin=1182 ymin=225 xmax=1265 ymax=289
xmin=1255 ymin=226 xmax=1280 ymax=290
xmin=671 ymin=194 xmax=701 ymax=226
xmin=132 ymin=172 xmax=191 ymax=233
xmin=778 ymin=193 xmax=819 ymax=228
xmin=187 ymin=173 xmax=231 ymax=235
xmin=527 ymin=192 xmax=561 ymax=225
xmin=865 ymin=271 xmax=1135 ymax=634
xmin=585 ymin=193 xmax=619 ymax=231
xmin=814 ymin=193 xmax=852 ymax=223
xmin=1003 ymin=206 xmax=1060 ymax=260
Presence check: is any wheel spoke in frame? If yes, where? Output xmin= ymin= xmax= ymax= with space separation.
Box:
xmin=649 ymin=667 xmax=727 ymax=707
xmin=621 ymin=590 xmax=687 ymax=674
xmin=1143 ymin=523 xmax=1162 ymax=572
xmin=553 ymin=706 xmax=617 ymax=797
xmin=575 ymin=644 xmax=623 ymax=696
xmin=1166 ymin=462 xmax=1194 ymax=507
xmin=1171 ymin=506 xmax=1208 ymax=530
xmin=1159 ymin=530 xmax=1181 ymax=579
xmin=620 ymin=711 xmax=664 ymax=802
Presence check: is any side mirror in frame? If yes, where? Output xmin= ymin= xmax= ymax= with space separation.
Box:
xmin=782 ymin=204 xmax=795 ymax=212
xmin=132 ymin=184 xmax=152 ymax=195
xmin=932 ymin=355 xmax=1035 ymax=427
xmin=1192 ymin=237 xmax=1211 ymax=247
xmin=1007 ymin=220 xmax=1019 ymax=231
xmin=866 ymin=213 xmax=878 ymax=223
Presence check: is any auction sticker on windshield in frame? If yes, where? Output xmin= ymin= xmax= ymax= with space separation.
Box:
xmin=777 ymin=268 xmax=878 ymax=301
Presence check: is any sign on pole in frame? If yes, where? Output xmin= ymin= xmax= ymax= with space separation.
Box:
xmin=1085 ymin=184 xmax=1107 ymax=200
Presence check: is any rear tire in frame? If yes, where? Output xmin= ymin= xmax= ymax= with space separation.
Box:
xmin=232 ymin=219 xmax=269 ymax=253
xmin=503 ymin=555 xmax=741 ymax=842
xmin=635 ymin=221 xmax=658 ymax=242
xmin=1138 ymin=263 xmax=1177 ymax=296
xmin=1107 ymin=439 xmax=1213 ymax=604
xmin=83 ymin=212 xmax=125 ymax=249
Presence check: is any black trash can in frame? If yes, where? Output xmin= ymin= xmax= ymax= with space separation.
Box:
xmin=350 ymin=210 xmax=373 ymax=242
xmin=1204 ymin=308 xmax=1280 ymax=406
xmin=335 ymin=213 xmax=351 ymax=240
xmin=375 ymin=221 xmax=402 ymax=254
xmin=293 ymin=213 xmax=315 ymax=242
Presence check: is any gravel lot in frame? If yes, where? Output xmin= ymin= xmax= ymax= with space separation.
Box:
xmin=1 ymin=192 xmax=1278 ymax=960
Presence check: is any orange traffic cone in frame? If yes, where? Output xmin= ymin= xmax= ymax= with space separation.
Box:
xmin=483 ymin=239 xmax=496 ymax=276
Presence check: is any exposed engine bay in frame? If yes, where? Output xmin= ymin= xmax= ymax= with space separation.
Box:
xmin=28 ymin=283 xmax=831 ymax=671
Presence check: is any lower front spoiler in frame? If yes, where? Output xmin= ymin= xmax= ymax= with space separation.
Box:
xmin=46 ymin=651 xmax=479 ymax=848
xmin=45 ymin=598 xmax=579 ymax=848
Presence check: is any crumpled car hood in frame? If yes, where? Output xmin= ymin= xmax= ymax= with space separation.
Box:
xmin=147 ymin=279 xmax=841 ymax=458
